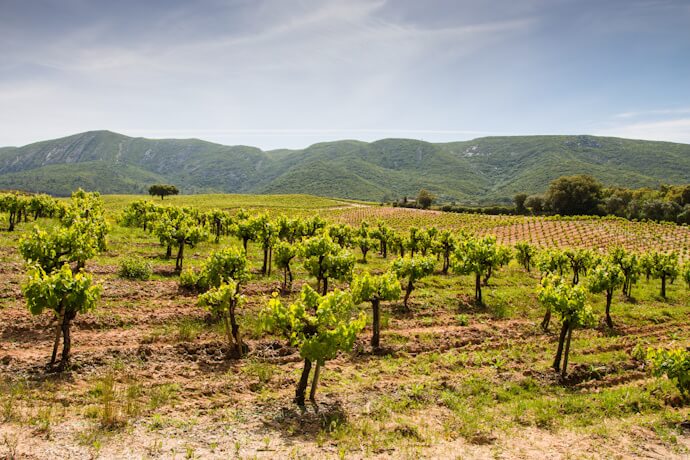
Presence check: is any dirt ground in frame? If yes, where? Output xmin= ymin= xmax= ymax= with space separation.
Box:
xmin=2 ymin=259 xmax=690 ymax=459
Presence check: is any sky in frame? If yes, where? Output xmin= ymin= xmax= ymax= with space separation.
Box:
xmin=1 ymin=0 xmax=690 ymax=150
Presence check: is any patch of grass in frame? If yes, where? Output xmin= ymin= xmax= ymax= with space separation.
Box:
xmin=242 ymin=359 xmax=277 ymax=390
xmin=30 ymin=405 xmax=55 ymax=436
xmin=1 ymin=380 xmax=26 ymax=423
xmin=455 ymin=313 xmax=469 ymax=326
xmin=177 ymin=318 xmax=204 ymax=342
xmin=148 ymin=383 xmax=180 ymax=410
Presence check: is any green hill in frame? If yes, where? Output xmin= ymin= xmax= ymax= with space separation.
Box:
xmin=1 ymin=131 xmax=688 ymax=202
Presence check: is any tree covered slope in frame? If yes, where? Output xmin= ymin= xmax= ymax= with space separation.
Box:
xmin=1 ymin=131 xmax=688 ymax=202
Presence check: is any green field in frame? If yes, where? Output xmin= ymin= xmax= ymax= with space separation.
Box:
xmin=100 ymin=193 xmax=349 ymax=213
xmin=1 ymin=193 xmax=690 ymax=459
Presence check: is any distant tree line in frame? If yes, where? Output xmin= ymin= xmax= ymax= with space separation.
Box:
xmin=516 ymin=175 xmax=690 ymax=224
xmin=393 ymin=176 xmax=689 ymax=224
xmin=393 ymin=189 xmax=437 ymax=210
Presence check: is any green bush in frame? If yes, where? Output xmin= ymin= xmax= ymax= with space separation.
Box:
xmin=455 ymin=314 xmax=469 ymax=326
xmin=178 ymin=268 xmax=208 ymax=291
xmin=648 ymin=347 xmax=690 ymax=397
xmin=118 ymin=257 xmax=152 ymax=280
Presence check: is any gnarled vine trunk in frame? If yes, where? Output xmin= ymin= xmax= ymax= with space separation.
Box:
xmin=403 ymin=280 xmax=413 ymax=310
xmin=175 ymin=241 xmax=184 ymax=271
xmin=295 ymin=358 xmax=313 ymax=406
xmin=552 ymin=320 xmax=570 ymax=372
xmin=475 ymin=273 xmax=482 ymax=304
xmin=605 ymin=290 xmax=614 ymax=328
xmin=309 ymin=362 xmax=321 ymax=402
xmin=51 ymin=302 xmax=67 ymax=366
xmin=371 ymin=298 xmax=381 ymax=348
xmin=541 ymin=307 xmax=551 ymax=331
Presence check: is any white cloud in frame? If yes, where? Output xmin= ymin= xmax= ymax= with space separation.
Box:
xmin=614 ymin=108 xmax=690 ymax=119
xmin=595 ymin=118 xmax=690 ymax=144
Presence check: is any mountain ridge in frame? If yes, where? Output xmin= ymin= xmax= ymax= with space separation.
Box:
xmin=1 ymin=130 xmax=688 ymax=203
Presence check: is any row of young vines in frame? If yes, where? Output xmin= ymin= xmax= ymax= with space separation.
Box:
xmin=3 ymin=191 xmax=690 ymax=404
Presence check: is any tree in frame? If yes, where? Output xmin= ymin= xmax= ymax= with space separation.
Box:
xmin=61 ymin=189 xmax=109 ymax=256
xmin=276 ymin=216 xmax=303 ymax=243
xmin=198 ymin=281 xmax=245 ymax=357
xmin=391 ymin=256 xmax=435 ymax=310
xmin=351 ymin=271 xmax=401 ymax=348
xmin=201 ymin=246 xmax=249 ymax=290
xmin=261 ymin=286 xmax=366 ymax=405
xmin=19 ymin=190 xmax=109 ymax=272
xmin=20 ymin=226 xmax=96 ymax=273
xmin=120 ymin=200 xmax=159 ymax=232
xmin=641 ymin=252 xmax=679 ymax=298
xmin=408 ymin=227 xmax=433 ymax=257
xmin=564 ymin=248 xmax=595 ymax=285
xmin=301 ymin=236 xmax=355 ymax=295
xmin=609 ymin=247 xmax=639 ymax=298
xmin=301 ymin=215 xmax=327 ymax=238
xmin=417 ymin=189 xmax=435 ymax=209
xmin=433 ymin=230 xmax=457 ymax=274
xmin=588 ymin=261 xmax=625 ymax=328
xmin=232 ymin=212 xmax=257 ymax=253
xmin=355 ymin=221 xmax=376 ymax=262
xmin=274 ymin=241 xmax=298 ymax=294
xmin=525 ymin=195 xmax=545 ymax=215
xmin=538 ymin=275 xmax=594 ymax=378
xmin=678 ymin=205 xmax=690 ymax=225
xmin=148 ymin=184 xmax=179 ymax=200
xmin=206 ymin=209 xmax=232 ymax=244
xmin=153 ymin=207 xmax=207 ymax=271
xmin=450 ymin=236 xmax=511 ymax=305
xmin=0 ymin=193 xmax=27 ymax=231
xmin=536 ymin=249 xmax=569 ymax=278
xmin=22 ymin=264 xmax=101 ymax=370
xmin=546 ymin=175 xmax=602 ymax=215
xmin=390 ymin=231 xmax=407 ymax=257
xmin=27 ymin=194 xmax=59 ymax=220
xmin=328 ymin=224 xmax=355 ymax=248
xmin=254 ymin=215 xmax=278 ymax=275
xmin=483 ymin=245 xmax=512 ymax=286
xmin=513 ymin=193 xmax=528 ymax=214
xmin=515 ymin=242 xmax=536 ymax=273
xmin=371 ymin=221 xmax=395 ymax=258
xmin=536 ymin=249 xmax=570 ymax=330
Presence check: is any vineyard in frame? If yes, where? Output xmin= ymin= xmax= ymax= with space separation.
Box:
xmin=1 ymin=192 xmax=690 ymax=459
xmin=328 ymin=207 xmax=690 ymax=261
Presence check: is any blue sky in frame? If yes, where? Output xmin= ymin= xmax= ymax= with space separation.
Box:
xmin=1 ymin=0 xmax=689 ymax=149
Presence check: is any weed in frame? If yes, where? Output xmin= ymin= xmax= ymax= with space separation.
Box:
xmin=1 ymin=381 xmax=25 ymax=422
xmin=242 ymin=359 xmax=276 ymax=389
xmin=455 ymin=313 xmax=469 ymax=326
xmin=31 ymin=406 xmax=54 ymax=436
xmin=177 ymin=319 xmax=204 ymax=342
xmin=149 ymin=383 xmax=180 ymax=410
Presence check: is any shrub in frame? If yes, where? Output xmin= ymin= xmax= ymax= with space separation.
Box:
xmin=118 ymin=257 xmax=152 ymax=280
xmin=23 ymin=264 xmax=101 ymax=369
xmin=648 ymin=347 xmax=690 ymax=397
xmin=179 ymin=268 xmax=209 ymax=292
